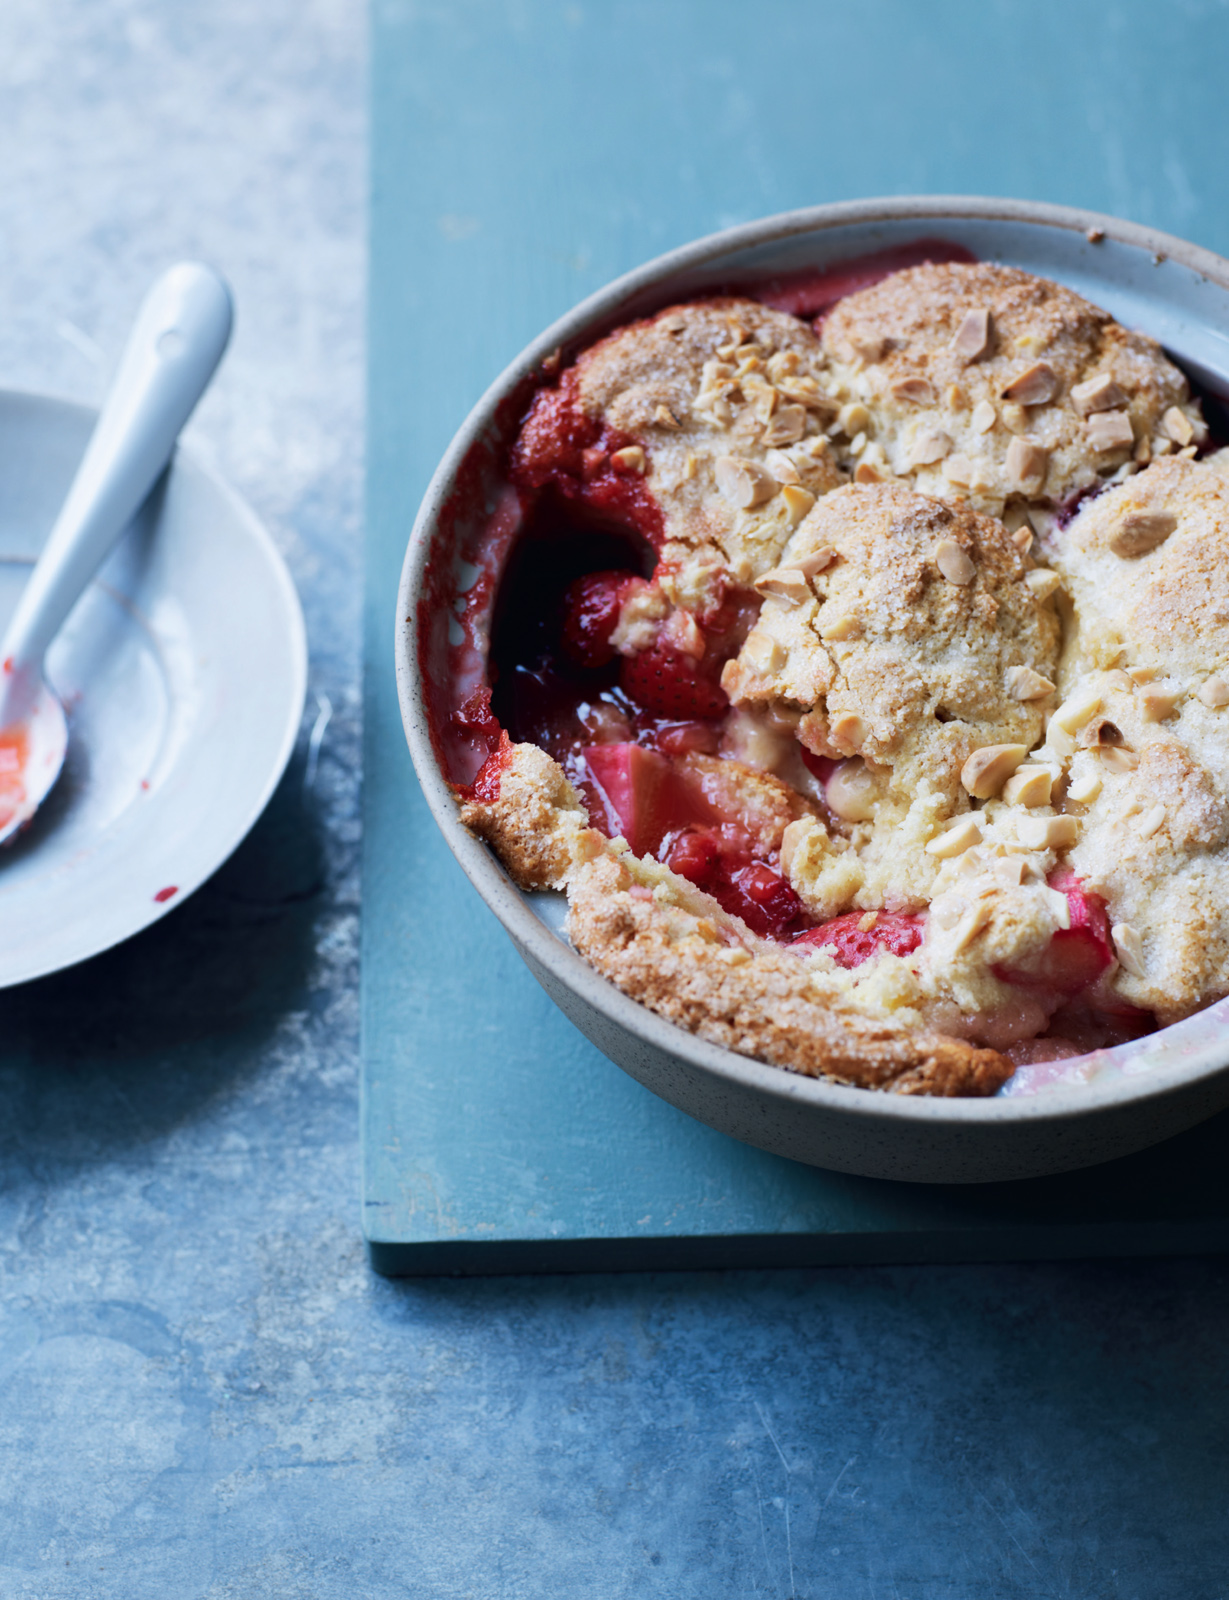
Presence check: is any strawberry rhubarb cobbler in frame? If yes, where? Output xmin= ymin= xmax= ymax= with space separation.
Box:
xmin=442 ymin=259 xmax=1226 ymax=1097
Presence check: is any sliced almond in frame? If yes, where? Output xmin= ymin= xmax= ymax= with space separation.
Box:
xmin=943 ymin=453 xmax=973 ymax=487
xmin=855 ymin=461 xmax=886 ymax=484
xmin=1162 ymin=406 xmax=1195 ymax=446
xmin=1127 ymin=665 xmax=1156 ymax=685
xmin=754 ymin=566 xmax=812 ymax=604
xmin=1006 ymin=665 xmax=1056 ymax=701
xmin=992 ymin=855 xmax=1028 ymax=888
xmin=1025 ymin=569 xmax=1062 ymax=601
xmin=830 ymin=713 xmax=868 ymax=754
xmin=765 ymin=449 xmax=801 ymax=485
xmin=793 ymin=544 xmax=837 ymax=578
xmin=838 ymin=402 xmax=871 ymax=435
xmin=1016 ymin=814 xmax=1078 ymax=851
xmin=778 ymin=818 xmax=810 ymax=879
xmin=1067 ymin=771 xmax=1103 ymax=805
xmin=1002 ymin=362 xmax=1059 ymax=406
xmin=1108 ymin=510 xmax=1176 ymax=557
xmin=891 ymin=377 xmax=935 ymax=404
xmin=1078 ymin=716 xmax=1124 ymax=750
xmin=1099 ymin=746 xmax=1140 ymax=773
xmin=1006 ymin=437 xmax=1049 ymax=491
xmin=934 ymin=539 xmax=976 ymax=585
xmin=715 ymin=455 xmax=777 ymax=508
xmin=763 ymin=404 xmax=807 ymax=446
xmin=653 ymin=405 xmax=680 ymax=429
xmin=952 ymin=900 xmax=992 ymax=953
xmin=970 ymin=399 xmax=997 ymax=434
xmin=1136 ymin=803 xmax=1166 ymax=839
xmin=1112 ymin=922 xmax=1145 ymax=977
xmin=925 ymin=816 xmax=984 ymax=858
xmin=950 ymin=307 xmax=991 ymax=361
xmin=1197 ymin=674 xmax=1229 ymax=708
xmin=741 ymin=629 xmax=785 ymax=675
xmin=1070 ymin=373 xmax=1127 ymax=416
xmin=1139 ymin=682 xmax=1180 ymax=721
xmin=911 ymin=426 xmax=953 ymax=466
xmin=819 ymin=612 xmax=861 ymax=641
xmin=1052 ymin=689 xmax=1102 ymax=735
xmin=611 ymin=445 xmax=646 ymax=475
xmin=825 ymin=758 xmax=880 ymax=821
xmin=1010 ymin=526 xmax=1034 ymax=553
xmin=1003 ymin=765 xmax=1053 ymax=807
xmin=961 ymin=743 xmax=1029 ymax=800
xmin=1086 ymin=409 xmax=1135 ymax=451
xmin=781 ymin=484 xmax=817 ymax=524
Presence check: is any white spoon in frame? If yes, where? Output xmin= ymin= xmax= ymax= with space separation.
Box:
xmin=0 ymin=261 xmax=233 ymax=845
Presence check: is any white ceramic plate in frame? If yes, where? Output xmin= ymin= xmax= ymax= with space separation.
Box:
xmin=0 ymin=388 xmax=307 ymax=986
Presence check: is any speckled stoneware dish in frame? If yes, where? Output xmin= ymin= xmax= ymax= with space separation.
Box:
xmin=397 ymin=196 xmax=1229 ymax=1183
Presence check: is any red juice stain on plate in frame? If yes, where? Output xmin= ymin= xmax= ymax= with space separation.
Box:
xmin=153 ymin=885 xmax=178 ymax=903
xmin=0 ymin=723 xmax=29 ymax=830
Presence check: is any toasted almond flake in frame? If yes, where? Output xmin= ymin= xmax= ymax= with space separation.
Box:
xmin=1112 ymin=922 xmax=1145 ymax=977
xmin=830 ymin=713 xmax=868 ymax=753
xmin=716 ymin=946 xmax=752 ymax=966
xmin=820 ymin=612 xmax=861 ymax=641
xmin=1134 ymin=435 xmax=1152 ymax=465
xmin=891 ymin=377 xmax=936 ymax=404
xmin=1052 ymin=689 xmax=1102 ymax=735
xmin=1002 ymin=362 xmax=1059 ymax=406
xmin=971 ymin=399 xmax=997 ymax=434
xmin=683 ymin=452 xmax=698 ymax=481
xmin=853 ymin=461 xmax=884 ymax=484
xmin=1000 ymin=402 xmax=1028 ymax=435
xmin=1162 ymin=405 xmax=1195 ymax=446
xmin=1104 ymin=669 xmax=1134 ymax=692
xmin=925 ymin=816 xmax=984 ymax=858
xmin=911 ymin=426 xmax=953 ymax=466
xmin=838 ymin=402 xmax=871 ymax=436
xmin=1198 ymin=674 xmax=1229 ymax=708
xmin=849 ymin=431 xmax=868 ymax=455
xmin=653 ymin=404 xmax=680 ymax=429
xmin=1010 ymin=526 xmax=1034 ymax=553
xmin=1136 ymin=804 xmax=1166 ymax=839
xmin=1005 ymin=437 xmax=1049 ymax=490
xmin=781 ymin=484 xmax=817 ymax=524
xmin=742 ymin=629 xmax=785 ymax=675
xmin=765 ymin=449 xmax=801 ymax=485
xmin=950 ymin=307 xmax=992 ymax=361
xmin=1002 ymin=765 xmax=1053 ymax=807
xmin=1006 ymin=665 xmax=1056 ymax=701
xmin=767 ymin=351 xmax=800 ymax=381
xmin=715 ymin=455 xmax=777 ymax=508
xmin=1099 ymin=746 xmax=1140 ymax=772
xmin=778 ymin=376 xmax=835 ymax=413
xmin=1152 ymin=436 xmax=1174 ymax=457
xmin=611 ymin=445 xmax=647 ymax=475
xmin=1140 ymin=682 xmax=1180 ymax=721
xmin=1020 ymin=574 xmax=1060 ymax=611
xmin=961 ymin=743 xmax=1029 ymax=799
xmin=791 ymin=544 xmax=836 ymax=579
xmin=1126 ymin=666 xmax=1156 ymax=685
xmin=1078 ymin=715 xmax=1124 ymax=749
xmin=992 ymin=856 xmax=1028 ymax=887
xmin=1179 ymin=444 xmax=1198 ymax=459
xmin=763 ymin=403 xmax=807 ymax=446
xmin=1109 ymin=509 xmax=1176 ymax=557
xmin=934 ymin=539 xmax=976 ymax=585
xmin=1071 ymin=373 xmax=1127 ymax=416
xmin=1067 ymin=771 xmax=1103 ymax=804
xmin=1017 ymin=814 xmax=1079 ymax=851
xmin=1086 ymin=409 xmax=1135 ymax=451
xmin=826 ymin=758 xmax=880 ymax=821
xmin=1087 ymin=227 xmax=1105 ymax=243
xmin=951 ymin=900 xmax=993 ymax=953
xmin=943 ymin=453 xmax=973 ymax=487
xmin=754 ymin=566 xmax=811 ymax=604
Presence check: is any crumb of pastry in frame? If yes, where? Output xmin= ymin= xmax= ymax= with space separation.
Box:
xmin=459 ymin=741 xmax=602 ymax=890
xmin=567 ymin=851 xmax=1012 ymax=1095
xmin=822 ymin=262 xmax=1202 ymax=516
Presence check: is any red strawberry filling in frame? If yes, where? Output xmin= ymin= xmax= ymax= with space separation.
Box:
xmin=993 ymin=869 xmax=1114 ymax=997
xmin=793 ymin=911 xmax=925 ymax=969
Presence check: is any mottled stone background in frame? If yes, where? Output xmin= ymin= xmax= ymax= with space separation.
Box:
xmin=1 ymin=3 xmax=1228 ymax=1597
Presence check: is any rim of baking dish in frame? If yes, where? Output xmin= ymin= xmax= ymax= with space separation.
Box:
xmin=396 ymin=194 xmax=1229 ymax=1136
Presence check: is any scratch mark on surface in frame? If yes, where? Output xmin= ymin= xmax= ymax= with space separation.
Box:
xmin=823 ymin=1454 xmax=856 ymax=1510
xmin=755 ymin=1400 xmax=791 ymax=1475
xmin=784 ymin=1493 xmax=795 ymax=1600
xmin=303 ymin=693 xmax=333 ymax=793
xmin=976 ymin=1491 xmax=1051 ymax=1591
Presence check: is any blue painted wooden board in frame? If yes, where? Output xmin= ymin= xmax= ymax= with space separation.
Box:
xmin=363 ymin=0 xmax=1229 ymax=1275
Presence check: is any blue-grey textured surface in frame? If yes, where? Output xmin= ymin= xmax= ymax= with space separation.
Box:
xmin=2 ymin=1 xmax=1229 ymax=1594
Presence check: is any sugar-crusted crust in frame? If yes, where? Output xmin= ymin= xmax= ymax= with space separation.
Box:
xmin=567 ymin=854 xmax=1011 ymax=1095
xmin=822 ymin=262 xmax=1201 ymax=514
xmin=1045 ymin=455 xmax=1229 ymax=1019
xmin=573 ymin=298 xmax=845 ymax=599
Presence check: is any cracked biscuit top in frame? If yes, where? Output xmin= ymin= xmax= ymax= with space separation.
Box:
xmin=822 ymin=262 xmax=1203 ymax=514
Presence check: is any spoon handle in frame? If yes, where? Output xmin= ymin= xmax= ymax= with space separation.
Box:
xmin=0 ymin=261 xmax=233 ymax=689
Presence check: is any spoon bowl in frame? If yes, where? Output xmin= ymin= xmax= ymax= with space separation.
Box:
xmin=0 ymin=681 xmax=66 ymax=845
